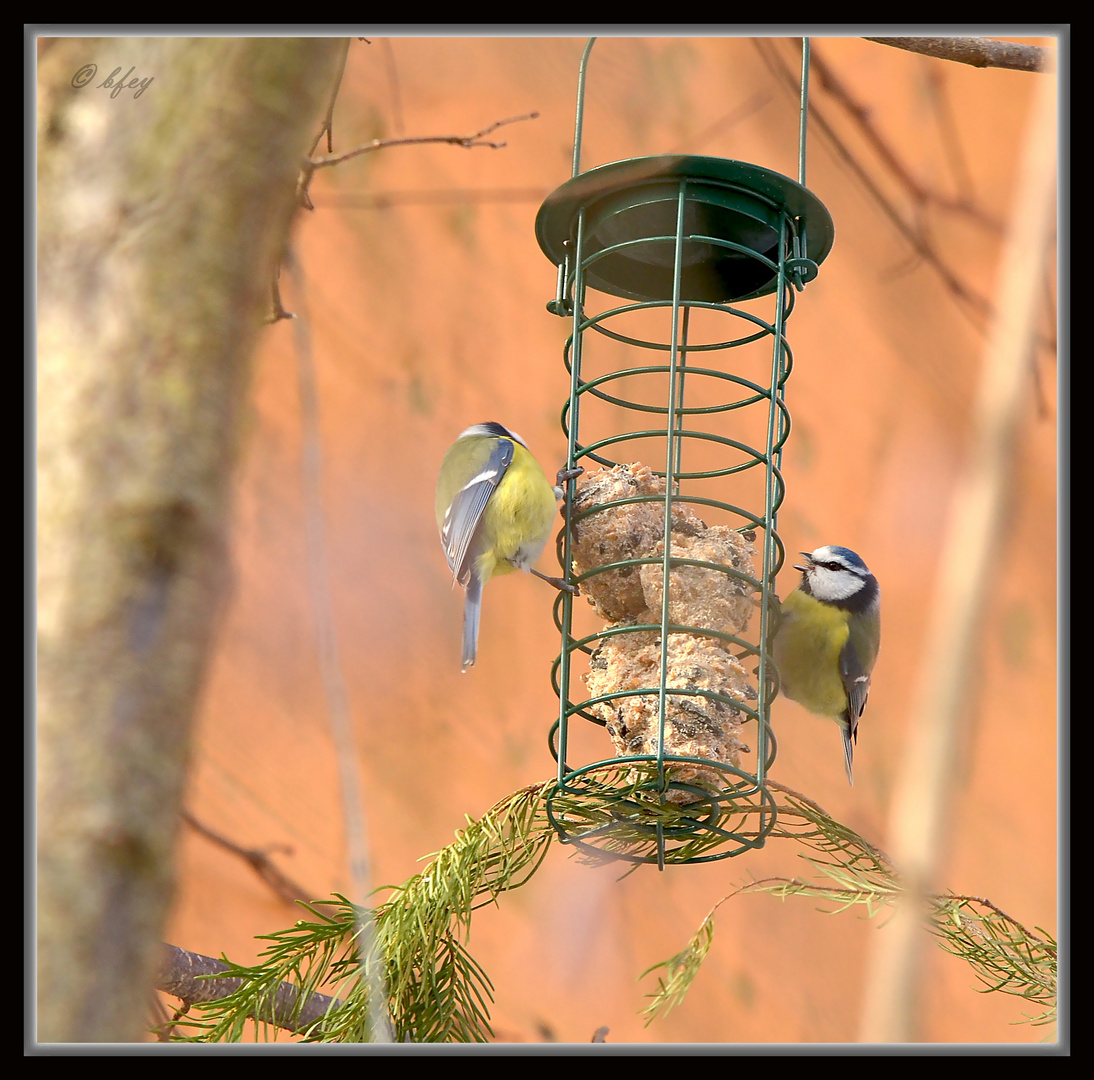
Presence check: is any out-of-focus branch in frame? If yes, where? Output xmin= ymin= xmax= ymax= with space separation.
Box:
xmin=809 ymin=47 xmax=1004 ymax=234
xmin=756 ymin=39 xmax=1058 ymax=369
xmin=283 ymin=251 xmax=393 ymax=1042
xmin=864 ymin=36 xmax=1054 ymax=73
xmin=754 ymin=40 xmax=994 ymax=324
xmin=859 ymin=57 xmax=1057 ymax=1045
xmin=668 ymin=91 xmax=771 ymax=153
xmin=181 ymin=810 xmax=313 ymax=905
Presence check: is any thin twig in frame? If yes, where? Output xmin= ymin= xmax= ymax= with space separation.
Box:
xmin=269 ymin=269 xmax=295 ymax=324
xmin=148 ymin=991 xmax=181 ymax=1041
xmin=318 ymin=187 xmax=548 ymax=210
xmin=307 ymin=39 xmax=351 ymax=158
xmin=181 ymin=809 xmax=313 ymax=905
xmin=864 ymin=36 xmax=1054 ymax=74
xmin=277 ymin=38 xmax=350 ymax=317
xmin=943 ymin=896 xmax=1057 ymax=952
xmin=307 ymin=111 xmax=541 ymax=171
xmin=298 ymin=40 xmax=353 ymax=212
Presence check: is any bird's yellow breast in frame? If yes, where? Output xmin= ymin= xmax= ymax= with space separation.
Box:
xmin=773 ymin=588 xmax=852 ymax=720
xmin=476 ymin=442 xmax=558 ymax=582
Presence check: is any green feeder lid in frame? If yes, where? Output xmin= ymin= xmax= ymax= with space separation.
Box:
xmin=536 ymin=155 xmax=834 ymax=303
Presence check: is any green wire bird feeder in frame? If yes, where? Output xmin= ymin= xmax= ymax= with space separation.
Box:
xmin=537 ymin=39 xmax=833 ymax=868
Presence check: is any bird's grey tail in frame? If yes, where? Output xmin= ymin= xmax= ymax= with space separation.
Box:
xmin=462 ymin=576 xmax=483 ymax=672
xmin=842 ymin=725 xmax=855 ymax=786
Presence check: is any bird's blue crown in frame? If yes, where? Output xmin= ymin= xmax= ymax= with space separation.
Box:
xmin=825 ymin=545 xmax=868 ymax=571
xmin=458 ymin=421 xmax=527 ymax=448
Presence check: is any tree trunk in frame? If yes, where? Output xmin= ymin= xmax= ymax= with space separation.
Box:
xmin=36 ymin=36 xmax=345 ymax=1043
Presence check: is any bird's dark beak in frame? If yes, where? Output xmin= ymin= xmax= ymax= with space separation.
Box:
xmin=793 ymin=552 xmax=813 ymax=574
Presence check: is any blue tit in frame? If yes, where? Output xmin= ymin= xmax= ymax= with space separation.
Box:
xmin=772 ymin=545 xmax=881 ymax=786
xmin=436 ymin=422 xmax=581 ymax=671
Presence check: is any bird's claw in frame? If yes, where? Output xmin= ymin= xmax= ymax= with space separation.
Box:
xmin=556 ymin=464 xmax=584 ymax=489
xmin=530 ymin=568 xmax=580 ymax=596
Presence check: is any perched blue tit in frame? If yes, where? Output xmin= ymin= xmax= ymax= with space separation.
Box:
xmin=436 ymin=422 xmax=580 ymax=671
xmin=772 ymin=545 xmax=881 ymax=786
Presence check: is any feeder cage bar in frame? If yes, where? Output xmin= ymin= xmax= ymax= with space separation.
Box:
xmin=536 ymin=38 xmax=833 ymax=866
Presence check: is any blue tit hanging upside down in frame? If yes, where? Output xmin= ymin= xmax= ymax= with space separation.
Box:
xmin=772 ymin=545 xmax=881 ymax=786
xmin=436 ymin=422 xmax=583 ymax=671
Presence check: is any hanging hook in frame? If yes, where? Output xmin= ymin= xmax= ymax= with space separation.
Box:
xmin=546 ymin=38 xmax=597 ymax=317
xmin=798 ymin=37 xmax=810 ymax=187
xmin=790 ymin=38 xmax=818 ymax=289
xmin=572 ymin=37 xmax=597 ymax=180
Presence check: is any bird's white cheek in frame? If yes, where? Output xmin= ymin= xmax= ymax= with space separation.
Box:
xmin=808 ymin=568 xmax=862 ymax=603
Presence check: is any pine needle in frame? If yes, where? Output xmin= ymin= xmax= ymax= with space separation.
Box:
xmin=639 ymin=783 xmax=1056 ymax=1029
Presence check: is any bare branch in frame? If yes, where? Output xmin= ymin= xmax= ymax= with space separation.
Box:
xmin=148 ymin=992 xmax=181 ymax=1041
xmin=156 ymin=944 xmax=341 ymax=1035
xmin=298 ymin=39 xmax=352 ymax=212
xmin=306 ymin=111 xmax=541 ymax=171
xmin=926 ymin=66 xmax=976 ymax=205
xmin=318 ymin=186 xmax=548 ymax=210
xmin=864 ymin=36 xmax=1054 ymax=73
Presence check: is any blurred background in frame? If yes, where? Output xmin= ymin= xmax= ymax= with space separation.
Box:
xmin=163 ymin=35 xmax=1057 ymax=1044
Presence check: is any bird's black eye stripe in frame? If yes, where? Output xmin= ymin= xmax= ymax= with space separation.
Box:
xmin=814 ymin=559 xmax=869 ymax=579
xmin=817 ymin=560 xmax=857 ymax=572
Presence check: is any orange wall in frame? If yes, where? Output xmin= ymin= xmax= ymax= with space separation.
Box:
xmin=166 ymin=36 xmax=1058 ymax=1045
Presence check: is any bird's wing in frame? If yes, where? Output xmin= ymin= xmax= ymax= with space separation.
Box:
xmin=838 ymin=620 xmax=877 ymax=740
xmin=439 ymin=438 xmax=513 ymax=585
